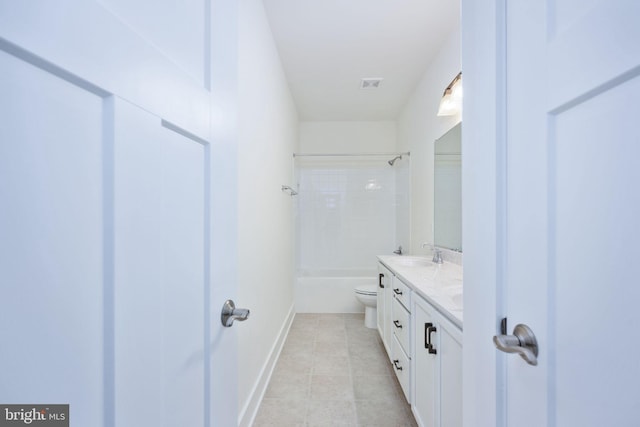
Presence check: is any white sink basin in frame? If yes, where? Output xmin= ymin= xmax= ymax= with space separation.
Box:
xmin=392 ymin=256 xmax=432 ymax=267
xmin=449 ymin=293 xmax=463 ymax=307
xmin=441 ymin=286 xmax=463 ymax=308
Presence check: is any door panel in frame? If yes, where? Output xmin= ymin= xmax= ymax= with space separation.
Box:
xmin=0 ymin=0 xmax=239 ymax=424
xmin=0 ymin=50 xmax=105 ymax=424
xmin=97 ymin=0 xmax=207 ymax=86
xmin=548 ymin=1 xmax=640 ymax=109
xmin=552 ymin=76 xmax=640 ymax=426
xmin=0 ymin=0 xmax=210 ymax=139
xmin=0 ymin=41 xmax=219 ymax=427
xmin=113 ymin=100 xmax=207 ymax=426
xmin=504 ymin=0 xmax=640 ymax=425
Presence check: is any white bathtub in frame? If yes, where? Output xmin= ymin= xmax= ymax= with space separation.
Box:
xmin=295 ymin=271 xmax=378 ymax=313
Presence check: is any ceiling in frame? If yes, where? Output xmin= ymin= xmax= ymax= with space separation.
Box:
xmin=262 ymin=0 xmax=460 ymax=121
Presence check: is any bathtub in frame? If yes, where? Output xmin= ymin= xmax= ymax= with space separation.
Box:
xmin=295 ymin=270 xmax=378 ymax=313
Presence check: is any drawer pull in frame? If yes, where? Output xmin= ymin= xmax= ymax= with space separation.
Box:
xmin=379 ymin=273 xmax=384 ymax=288
xmin=393 ymin=359 xmax=403 ymax=371
xmin=393 ymin=320 xmax=403 ymax=329
xmin=425 ymin=322 xmax=438 ymax=355
xmin=393 ymin=288 xmax=403 ymax=296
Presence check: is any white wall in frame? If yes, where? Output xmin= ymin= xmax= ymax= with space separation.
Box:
xmin=397 ymin=28 xmax=461 ymax=255
xmin=237 ymin=0 xmax=298 ymax=424
xmin=299 ymin=121 xmax=396 ymax=153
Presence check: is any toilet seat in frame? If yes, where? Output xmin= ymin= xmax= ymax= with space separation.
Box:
xmin=355 ymin=284 xmax=377 ymax=296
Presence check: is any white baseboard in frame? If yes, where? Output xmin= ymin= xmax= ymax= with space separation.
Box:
xmin=237 ymin=303 xmax=295 ymax=427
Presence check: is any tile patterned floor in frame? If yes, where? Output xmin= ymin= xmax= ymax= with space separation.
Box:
xmin=253 ymin=313 xmax=418 ymax=427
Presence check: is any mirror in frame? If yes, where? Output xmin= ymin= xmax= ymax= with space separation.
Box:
xmin=434 ymin=122 xmax=462 ymax=251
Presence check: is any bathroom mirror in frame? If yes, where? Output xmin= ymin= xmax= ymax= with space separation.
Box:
xmin=434 ymin=122 xmax=462 ymax=251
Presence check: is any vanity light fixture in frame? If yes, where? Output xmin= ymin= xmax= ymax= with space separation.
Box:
xmin=437 ymin=72 xmax=463 ymax=117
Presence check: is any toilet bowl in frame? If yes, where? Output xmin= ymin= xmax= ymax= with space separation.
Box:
xmin=354 ymin=284 xmax=378 ymax=329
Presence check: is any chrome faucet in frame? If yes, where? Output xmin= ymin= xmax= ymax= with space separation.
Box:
xmin=432 ymin=249 xmax=443 ymax=264
xmin=393 ymin=245 xmax=403 ymax=255
xmin=422 ymin=242 xmax=444 ymax=264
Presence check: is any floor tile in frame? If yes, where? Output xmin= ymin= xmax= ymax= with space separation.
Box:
xmin=253 ymin=398 xmax=307 ymax=426
xmin=314 ymin=340 xmax=350 ymax=357
xmin=354 ymin=400 xmax=413 ymax=426
xmin=312 ymin=354 xmax=351 ymax=376
xmin=318 ymin=316 xmax=347 ymax=329
xmin=281 ymin=339 xmax=315 ymax=358
xmin=274 ymin=352 xmax=313 ymax=377
xmin=352 ymin=375 xmax=401 ymax=400
xmin=287 ymin=328 xmax=317 ymax=345
xmin=306 ymin=399 xmax=357 ymax=425
xmin=310 ymin=375 xmax=354 ymax=400
xmin=349 ymin=353 xmax=393 ymax=377
xmin=316 ymin=327 xmax=348 ymax=342
xmin=255 ymin=313 xmax=416 ymax=426
xmin=291 ymin=314 xmax=320 ymax=330
xmin=264 ymin=374 xmax=310 ymax=399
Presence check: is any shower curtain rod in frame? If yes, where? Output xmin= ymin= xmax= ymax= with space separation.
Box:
xmin=293 ymin=151 xmax=410 ymax=158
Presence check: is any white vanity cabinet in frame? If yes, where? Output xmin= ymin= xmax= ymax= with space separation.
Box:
xmin=377 ymin=256 xmax=463 ymax=425
xmin=412 ymin=294 xmax=463 ymax=427
xmin=377 ymin=262 xmax=393 ymax=358
xmin=391 ymin=287 xmax=412 ymax=402
xmin=378 ymin=262 xmax=413 ymax=402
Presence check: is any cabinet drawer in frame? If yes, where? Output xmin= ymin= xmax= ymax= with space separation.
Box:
xmin=392 ymin=296 xmax=410 ymax=354
xmin=392 ymin=334 xmax=411 ymax=403
xmin=391 ymin=277 xmax=410 ymax=310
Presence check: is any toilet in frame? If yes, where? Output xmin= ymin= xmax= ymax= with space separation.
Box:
xmin=354 ymin=284 xmax=378 ymax=329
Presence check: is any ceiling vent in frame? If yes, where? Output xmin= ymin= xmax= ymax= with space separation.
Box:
xmin=360 ymin=78 xmax=383 ymax=89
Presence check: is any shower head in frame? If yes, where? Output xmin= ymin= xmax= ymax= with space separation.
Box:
xmin=388 ymin=155 xmax=402 ymax=166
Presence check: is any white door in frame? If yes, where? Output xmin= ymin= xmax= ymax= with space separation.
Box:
xmin=464 ymin=1 xmax=640 ymax=426
xmin=0 ymin=1 xmax=238 ymax=425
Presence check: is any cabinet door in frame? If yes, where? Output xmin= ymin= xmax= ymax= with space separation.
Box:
xmin=438 ymin=315 xmax=463 ymax=427
xmin=392 ymin=296 xmax=411 ymax=354
xmin=377 ymin=263 xmax=391 ymax=346
xmin=412 ymin=300 xmax=437 ymax=427
xmin=384 ymin=273 xmax=395 ymax=362
xmin=392 ymin=334 xmax=412 ymax=404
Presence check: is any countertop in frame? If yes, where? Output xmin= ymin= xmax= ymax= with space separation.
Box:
xmin=378 ymin=255 xmax=463 ymax=329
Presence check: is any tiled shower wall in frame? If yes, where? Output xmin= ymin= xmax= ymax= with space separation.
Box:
xmin=295 ymin=158 xmax=407 ymax=277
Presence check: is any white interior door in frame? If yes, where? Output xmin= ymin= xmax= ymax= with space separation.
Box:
xmin=0 ymin=49 xmax=107 ymax=426
xmin=502 ymin=1 xmax=640 ymax=425
xmin=113 ymin=99 xmax=208 ymax=427
xmin=0 ymin=1 xmax=239 ymax=425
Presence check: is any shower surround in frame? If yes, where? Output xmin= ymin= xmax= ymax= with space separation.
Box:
xmin=294 ymin=156 xmax=410 ymax=313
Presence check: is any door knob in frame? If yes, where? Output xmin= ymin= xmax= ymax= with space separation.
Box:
xmin=493 ymin=323 xmax=538 ymax=366
xmin=221 ymin=300 xmax=250 ymax=327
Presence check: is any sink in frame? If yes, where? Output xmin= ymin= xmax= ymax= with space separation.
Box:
xmin=450 ymin=293 xmax=463 ymax=307
xmin=442 ymin=286 xmax=463 ymax=308
xmin=392 ymin=256 xmax=432 ymax=267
